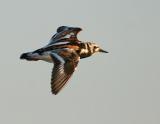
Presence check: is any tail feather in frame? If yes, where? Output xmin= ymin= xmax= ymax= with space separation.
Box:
xmin=20 ymin=52 xmax=38 ymax=61
xmin=20 ymin=53 xmax=29 ymax=59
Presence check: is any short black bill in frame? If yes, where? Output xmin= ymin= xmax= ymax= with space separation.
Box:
xmin=99 ymin=49 xmax=109 ymax=53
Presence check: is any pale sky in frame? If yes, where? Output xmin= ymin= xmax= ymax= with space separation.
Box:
xmin=0 ymin=0 xmax=160 ymax=124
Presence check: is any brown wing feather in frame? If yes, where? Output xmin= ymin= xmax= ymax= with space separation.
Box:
xmin=51 ymin=64 xmax=72 ymax=94
xmin=50 ymin=50 xmax=79 ymax=95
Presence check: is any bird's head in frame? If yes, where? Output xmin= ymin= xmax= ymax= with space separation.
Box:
xmin=91 ymin=43 xmax=108 ymax=54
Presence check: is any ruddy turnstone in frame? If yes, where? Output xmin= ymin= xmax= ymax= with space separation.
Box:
xmin=20 ymin=26 xmax=108 ymax=95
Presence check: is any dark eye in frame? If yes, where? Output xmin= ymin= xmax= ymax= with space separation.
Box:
xmin=94 ymin=46 xmax=97 ymax=49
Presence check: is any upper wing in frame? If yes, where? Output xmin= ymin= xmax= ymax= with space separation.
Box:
xmin=50 ymin=49 xmax=80 ymax=95
xmin=48 ymin=26 xmax=82 ymax=45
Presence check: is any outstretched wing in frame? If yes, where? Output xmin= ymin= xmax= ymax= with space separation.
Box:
xmin=48 ymin=26 xmax=82 ymax=45
xmin=50 ymin=49 xmax=80 ymax=95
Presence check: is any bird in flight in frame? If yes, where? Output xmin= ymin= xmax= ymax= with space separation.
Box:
xmin=20 ymin=26 xmax=108 ymax=95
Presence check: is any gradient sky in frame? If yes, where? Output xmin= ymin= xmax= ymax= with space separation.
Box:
xmin=0 ymin=0 xmax=160 ymax=124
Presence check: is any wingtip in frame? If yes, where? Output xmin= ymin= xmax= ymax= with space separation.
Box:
xmin=57 ymin=26 xmax=82 ymax=33
xmin=51 ymin=90 xmax=59 ymax=95
xmin=51 ymin=87 xmax=59 ymax=95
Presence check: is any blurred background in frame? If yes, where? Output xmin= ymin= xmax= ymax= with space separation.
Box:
xmin=0 ymin=0 xmax=159 ymax=124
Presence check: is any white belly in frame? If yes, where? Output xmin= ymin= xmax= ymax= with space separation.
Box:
xmin=29 ymin=52 xmax=53 ymax=63
xmin=39 ymin=54 xmax=52 ymax=62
